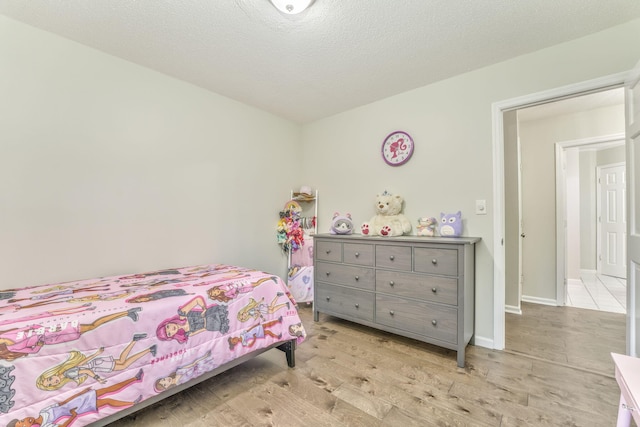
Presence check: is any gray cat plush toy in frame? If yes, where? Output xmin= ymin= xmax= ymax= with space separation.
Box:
xmin=330 ymin=212 xmax=354 ymax=235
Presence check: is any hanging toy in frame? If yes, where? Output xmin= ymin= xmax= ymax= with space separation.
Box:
xmin=277 ymin=199 xmax=305 ymax=253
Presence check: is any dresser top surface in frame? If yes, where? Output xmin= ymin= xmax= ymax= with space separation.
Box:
xmin=314 ymin=233 xmax=481 ymax=245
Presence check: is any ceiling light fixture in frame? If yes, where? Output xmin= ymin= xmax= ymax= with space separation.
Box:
xmin=269 ymin=0 xmax=315 ymax=15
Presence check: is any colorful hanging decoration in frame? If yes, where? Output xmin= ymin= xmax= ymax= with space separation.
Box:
xmin=277 ymin=200 xmax=313 ymax=254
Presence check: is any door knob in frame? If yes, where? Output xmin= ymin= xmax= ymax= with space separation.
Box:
xmin=521 ymin=233 xmax=526 ymax=238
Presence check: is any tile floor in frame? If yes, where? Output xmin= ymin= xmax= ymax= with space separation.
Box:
xmin=566 ymin=271 xmax=627 ymax=313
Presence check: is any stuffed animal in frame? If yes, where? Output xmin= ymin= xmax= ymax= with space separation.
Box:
xmin=416 ymin=217 xmax=437 ymax=236
xmin=330 ymin=212 xmax=354 ymax=235
xmin=439 ymin=211 xmax=463 ymax=237
xmin=361 ymin=191 xmax=412 ymax=236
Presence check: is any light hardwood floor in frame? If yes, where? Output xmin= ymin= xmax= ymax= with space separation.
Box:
xmin=111 ymin=302 xmax=626 ymax=426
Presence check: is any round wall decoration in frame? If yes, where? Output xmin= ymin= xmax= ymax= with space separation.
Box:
xmin=381 ymin=131 xmax=414 ymax=166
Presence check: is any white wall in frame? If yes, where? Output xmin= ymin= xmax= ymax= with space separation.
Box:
xmin=301 ymin=19 xmax=640 ymax=345
xmin=566 ymin=148 xmax=581 ymax=280
xmin=2 ymin=13 xmax=640 ymax=346
xmin=597 ymin=145 xmax=626 ymax=166
xmin=0 ymin=15 xmax=300 ymax=288
xmin=580 ymin=149 xmax=597 ymax=271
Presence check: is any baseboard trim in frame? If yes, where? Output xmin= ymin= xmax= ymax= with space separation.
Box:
xmin=473 ymin=335 xmax=493 ymax=349
xmin=521 ymin=295 xmax=558 ymax=306
xmin=505 ymin=305 xmax=522 ymax=315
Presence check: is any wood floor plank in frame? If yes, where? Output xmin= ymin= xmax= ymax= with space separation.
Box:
xmin=377 ymin=405 xmax=442 ymax=427
xmin=399 ymin=396 xmax=502 ymax=427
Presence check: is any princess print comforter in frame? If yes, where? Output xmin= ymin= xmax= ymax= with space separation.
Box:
xmin=0 ymin=264 xmax=306 ymax=427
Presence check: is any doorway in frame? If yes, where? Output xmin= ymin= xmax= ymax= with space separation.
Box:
xmin=491 ymin=71 xmax=629 ymax=351
xmin=505 ymin=89 xmax=625 ymax=311
xmin=501 ymin=88 xmax=626 ymax=368
xmin=554 ymin=136 xmax=626 ymax=314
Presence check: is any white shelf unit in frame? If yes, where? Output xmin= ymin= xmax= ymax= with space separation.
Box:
xmin=286 ymin=190 xmax=318 ymax=304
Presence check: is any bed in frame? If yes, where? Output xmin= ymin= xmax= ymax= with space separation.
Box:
xmin=0 ymin=263 xmax=306 ymax=427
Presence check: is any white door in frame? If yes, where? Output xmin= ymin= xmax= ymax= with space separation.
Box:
xmin=599 ymin=164 xmax=627 ymax=278
xmin=626 ymin=59 xmax=640 ymax=357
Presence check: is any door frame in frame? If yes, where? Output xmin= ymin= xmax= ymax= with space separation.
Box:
xmin=492 ymin=72 xmax=627 ymax=350
xmin=625 ymin=60 xmax=640 ymax=357
xmin=555 ymin=135 xmax=625 ymax=306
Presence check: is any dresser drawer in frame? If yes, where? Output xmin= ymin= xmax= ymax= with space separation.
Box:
xmin=414 ymin=247 xmax=458 ymax=276
xmin=316 ymin=262 xmax=374 ymax=290
xmin=315 ymin=283 xmax=374 ymax=322
xmin=376 ymin=270 xmax=457 ymax=305
xmin=316 ymin=240 xmax=342 ymax=262
xmin=375 ymin=295 xmax=457 ymax=344
xmin=344 ymin=243 xmax=374 ymax=266
xmin=375 ymin=245 xmax=412 ymax=271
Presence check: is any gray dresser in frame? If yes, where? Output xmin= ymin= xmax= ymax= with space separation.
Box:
xmin=313 ymin=234 xmax=479 ymax=367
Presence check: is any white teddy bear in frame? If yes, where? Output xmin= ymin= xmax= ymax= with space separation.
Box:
xmin=361 ymin=191 xmax=412 ymax=236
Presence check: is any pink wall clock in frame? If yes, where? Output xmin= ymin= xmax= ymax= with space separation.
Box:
xmin=381 ymin=131 xmax=414 ymax=166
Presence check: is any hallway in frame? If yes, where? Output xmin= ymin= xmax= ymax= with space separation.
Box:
xmin=566 ymin=272 xmax=626 ymax=314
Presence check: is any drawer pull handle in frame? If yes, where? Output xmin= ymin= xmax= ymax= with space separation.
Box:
xmin=389 ymin=310 xmax=395 ymax=316
xmin=326 ymin=297 xmax=331 ymax=301
xmin=390 ymin=255 xmax=395 ymax=261
xmin=432 ymin=258 xmax=437 ymax=265
xmin=355 ymin=275 xmax=359 ymax=281
xmin=431 ymin=287 xmax=437 ymax=293
xmin=326 ymin=250 xmax=331 ymax=254
xmin=355 ymin=303 xmax=359 ymax=308
xmin=389 ymin=281 xmax=395 ymax=287
xmin=325 ymin=272 xmax=330 ymax=276
xmin=431 ymin=319 xmax=437 ymax=326
xmin=355 ymin=252 xmax=360 ymax=257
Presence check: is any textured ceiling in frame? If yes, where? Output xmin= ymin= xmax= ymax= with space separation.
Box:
xmin=1 ymin=0 xmax=639 ymax=123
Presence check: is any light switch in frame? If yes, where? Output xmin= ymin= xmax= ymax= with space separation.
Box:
xmin=475 ymin=200 xmax=487 ymax=215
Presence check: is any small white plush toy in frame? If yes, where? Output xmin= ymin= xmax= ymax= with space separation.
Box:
xmin=361 ymin=191 xmax=412 ymax=236
xmin=416 ymin=217 xmax=437 ymax=236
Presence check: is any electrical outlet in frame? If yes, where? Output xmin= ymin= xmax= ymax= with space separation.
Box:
xmin=475 ymin=200 xmax=487 ymax=215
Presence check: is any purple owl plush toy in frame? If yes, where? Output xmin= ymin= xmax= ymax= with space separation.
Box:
xmin=439 ymin=211 xmax=462 ymax=237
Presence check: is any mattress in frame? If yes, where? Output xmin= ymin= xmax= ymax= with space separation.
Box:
xmin=0 ymin=264 xmax=306 ymax=426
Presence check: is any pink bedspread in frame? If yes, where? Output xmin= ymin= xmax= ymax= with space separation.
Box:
xmin=0 ymin=264 xmax=306 ymax=427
